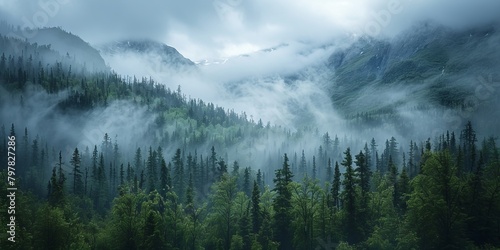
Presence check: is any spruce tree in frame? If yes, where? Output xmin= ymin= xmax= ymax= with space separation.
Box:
xmin=251 ymin=180 xmax=262 ymax=234
xmin=159 ymin=158 xmax=170 ymax=197
xmin=330 ymin=161 xmax=341 ymax=209
xmin=341 ymin=147 xmax=359 ymax=244
xmin=70 ymin=148 xmax=83 ymax=196
xmin=172 ymin=148 xmax=184 ymax=202
xmin=243 ymin=167 xmax=251 ymax=197
xmin=272 ymin=154 xmax=293 ymax=250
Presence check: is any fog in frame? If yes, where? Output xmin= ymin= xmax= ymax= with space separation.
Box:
xmin=1 ymin=0 xmax=500 ymax=177
xmin=0 ymin=84 xmax=157 ymax=161
xmin=1 ymin=0 xmax=500 ymax=60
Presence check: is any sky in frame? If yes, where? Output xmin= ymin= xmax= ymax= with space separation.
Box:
xmin=1 ymin=0 xmax=500 ymax=61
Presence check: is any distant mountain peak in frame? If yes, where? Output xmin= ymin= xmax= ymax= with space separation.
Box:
xmin=99 ymin=39 xmax=195 ymax=67
xmin=0 ymin=25 xmax=108 ymax=72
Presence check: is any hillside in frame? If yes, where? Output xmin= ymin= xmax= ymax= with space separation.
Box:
xmin=0 ymin=23 xmax=108 ymax=72
xmin=0 ymin=21 xmax=499 ymax=250
xmin=328 ymin=22 xmax=500 ymax=114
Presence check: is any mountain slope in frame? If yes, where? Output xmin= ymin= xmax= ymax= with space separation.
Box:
xmin=100 ymin=39 xmax=195 ymax=68
xmin=328 ymin=22 xmax=500 ymax=115
xmin=0 ymin=24 xmax=108 ymax=72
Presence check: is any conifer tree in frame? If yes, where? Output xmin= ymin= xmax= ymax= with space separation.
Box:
xmin=272 ymin=154 xmax=294 ymax=250
xmin=256 ymin=169 xmax=263 ymax=191
xmin=146 ymin=147 xmax=157 ymax=192
xmin=159 ymin=158 xmax=170 ymax=198
xmin=326 ymin=158 xmax=333 ymax=184
xmin=243 ymin=167 xmax=251 ymax=196
xmin=251 ymin=180 xmax=262 ymax=234
xmin=210 ymin=146 xmax=217 ymax=182
xmin=217 ymin=157 xmax=228 ymax=180
xmin=461 ymin=121 xmax=477 ymax=172
xmin=70 ymin=147 xmax=83 ymax=196
xmin=312 ymin=155 xmax=317 ymax=179
xmin=173 ymin=148 xmax=184 ymax=202
xmin=341 ymin=147 xmax=359 ymax=244
xmin=211 ymin=174 xmax=238 ymax=250
xmin=134 ymin=147 xmax=142 ymax=174
xmin=330 ymin=161 xmax=341 ymax=209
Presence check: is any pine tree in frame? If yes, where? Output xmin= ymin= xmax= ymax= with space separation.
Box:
xmin=48 ymin=167 xmax=58 ymax=206
xmin=70 ymin=148 xmax=83 ymax=196
xmin=31 ymin=137 xmax=39 ymax=168
xmin=139 ymin=170 xmax=145 ymax=190
xmin=239 ymin=204 xmax=252 ymax=250
xmin=57 ymin=151 xmax=66 ymax=199
xmin=272 ymin=154 xmax=294 ymax=250
xmin=96 ymin=153 xmax=108 ymax=212
xmin=409 ymin=140 xmax=415 ymax=177
xmin=388 ymin=156 xmax=400 ymax=211
xmin=389 ymin=136 xmax=399 ymax=166
xmin=364 ymin=142 xmax=371 ymax=172
xmin=300 ymin=150 xmax=307 ymax=177
xmin=407 ymin=151 xmax=467 ymax=249
xmin=312 ymin=155 xmax=317 ymax=179
xmin=460 ymin=121 xmax=477 ymax=172
xmin=134 ymin=147 xmax=142 ymax=174
xmin=159 ymin=158 xmax=170 ymax=198
xmin=397 ymin=167 xmax=410 ymax=214
xmin=211 ymin=174 xmax=238 ymax=250
xmin=146 ymin=147 xmax=157 ymax=192
xmin=323 ymin=132 xmax=332 ymax=153
xmin=119 ymin=163 xmax=124 ymax=186
xmin=243 ymin=167 xmax=251 ymax=197
xmin=91 ymin=145 xmax=98 ymax=197
xmin=330 ymin=161 xmax=341 ymax=209
xmin=232 ymin=160 xmax=240 ymax=177
xmin=186 ymin=173 xmax=194 ymax=211
xmin=256 ymin=169 xmax=263 ymax=191
xmin=48 ymin=151 xmax=66 ymax=207
xmin=210 ymin=146 xmax=217 ymax=182
xmin=355 ymin=150 xmax=370 ymax=197
xmin=217 ymin=157 xmax=228 ymax=180
xmin=341 ymin=147 xmax=359 ymax=244
xmin=172 ymin=148 xmax=184 ymax=202
xmin=251 ymin=180 xmax=262 ymax=234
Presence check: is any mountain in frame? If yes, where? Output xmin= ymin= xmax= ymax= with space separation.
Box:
xmin=99 ymin=39 xmax=195 ymax=68
xmin=1 ymin=20 xmax=500 ymax=250
xmin=326 ymin=22 xmax=500 ymax=115
xmin=0 ymin=23 xmax=108 ymax=72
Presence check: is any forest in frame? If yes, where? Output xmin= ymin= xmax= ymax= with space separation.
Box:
xmin=0 ymin=32 xmax=499 ymax=250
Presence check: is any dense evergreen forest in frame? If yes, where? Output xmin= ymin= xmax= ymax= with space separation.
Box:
xmin=0 ymin=33 xmax=499 ymax=250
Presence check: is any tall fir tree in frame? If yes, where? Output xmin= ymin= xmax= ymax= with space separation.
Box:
xmin=70 ymin=148 xmax=83 ymax=196
xmin=251 ymin=180 xmax=262 ymax=234
xmin=272 ymin=154 xmax=294 ymax=250
xmin=172 ymin=148 xmax=184 ymax=202
xmin=341 ymin=147 xmax=360 ymax=244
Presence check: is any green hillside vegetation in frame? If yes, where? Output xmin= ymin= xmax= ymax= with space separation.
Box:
xmin=0 ymin=30 xmax=499 ymax=250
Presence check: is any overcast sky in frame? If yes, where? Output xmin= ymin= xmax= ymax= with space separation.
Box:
xmin=1 ymin=0 xmax=500 ymax=61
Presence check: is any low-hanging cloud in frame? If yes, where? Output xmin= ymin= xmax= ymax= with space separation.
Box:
xmin=1 ymin=0 xmax=499 ymax=158
xmin=100 ymin=41 xmax=341 ymax=131
xmin=1 ymin=0 xmax=500 ymax=61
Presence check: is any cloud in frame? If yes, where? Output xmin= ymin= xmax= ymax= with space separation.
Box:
xmin=2 ymin=0 xmax=499 ymax=139
xmin=2 ymin=0 xmax=499 ymax=62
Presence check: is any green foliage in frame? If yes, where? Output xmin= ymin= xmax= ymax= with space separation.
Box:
xmin=291 ymin=176 xmax=322 ymax=249
xmin=407 ymin=151 xmax=468 ymax=249
xmin=273 ymin=154 xmax=294 ymax=250
xmin=1 ymin=34 xmax=499 ymax=249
